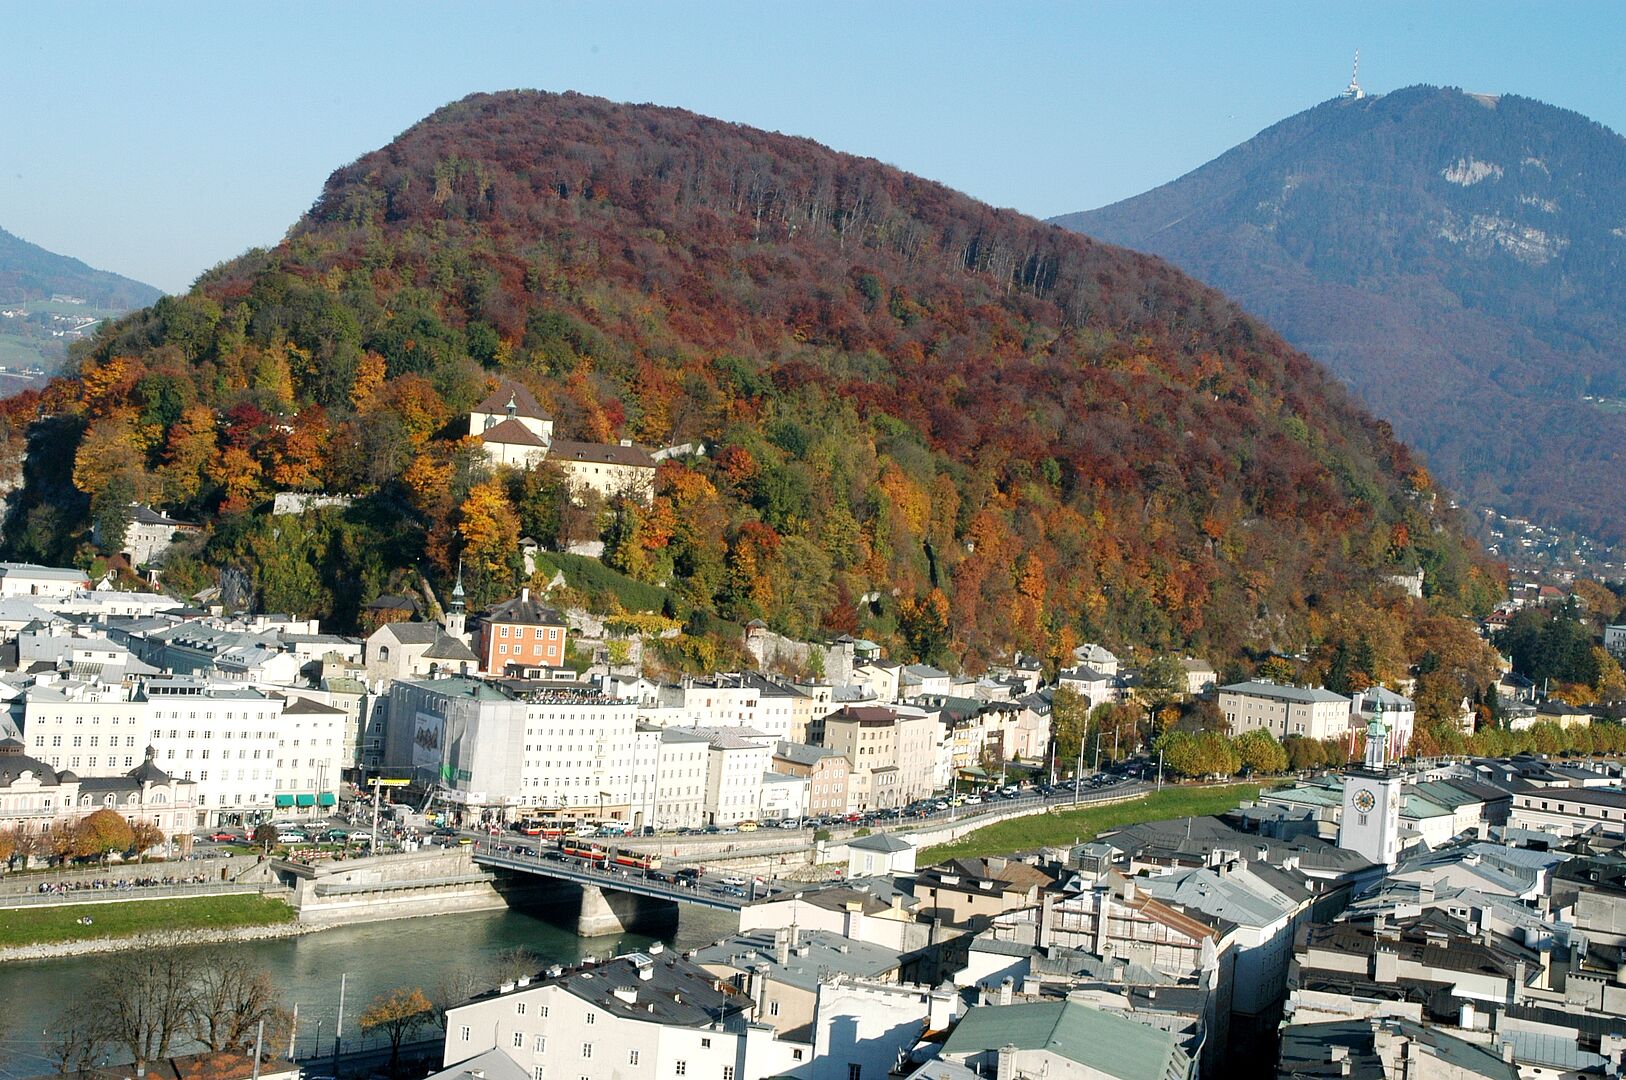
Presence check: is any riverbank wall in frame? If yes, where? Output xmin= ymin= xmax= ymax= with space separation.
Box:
xmin=269 ymin=847 xmax=560 ymax=927
xmin=0 ymin=917 xmax=315 ymax=963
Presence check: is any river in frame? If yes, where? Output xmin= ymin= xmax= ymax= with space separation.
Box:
xmin=0 ymin=904 xmax=742 ymax=1077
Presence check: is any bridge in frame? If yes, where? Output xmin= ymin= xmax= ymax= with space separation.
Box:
xmin=471 ymin=840 xmax=784 ymax=935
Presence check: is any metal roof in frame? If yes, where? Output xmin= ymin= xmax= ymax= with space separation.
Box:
xmin=942 ymin=1000 xmax=1189 ymax=1080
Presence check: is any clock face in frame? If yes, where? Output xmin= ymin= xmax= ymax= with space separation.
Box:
xmin=1352 ymin=789 xmax=1376 ymax=813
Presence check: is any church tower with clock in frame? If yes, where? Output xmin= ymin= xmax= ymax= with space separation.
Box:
xmin=1338 ymin=701 xmax=1404 ymax=867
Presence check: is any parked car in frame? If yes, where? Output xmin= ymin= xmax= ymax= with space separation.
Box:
xmin=777 ymin=819 xmax=801 ymax=830
xmin=737 ymin=820 xmax=758 ymax=832
xmin=208 ymin=830 xmax=239 ymax=842
xmin=277 ymin=831 xmax=308 ymax=844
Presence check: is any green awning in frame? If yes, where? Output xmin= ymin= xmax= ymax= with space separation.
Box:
xmin=274 ymin=795 xmax=295 ymax=807
xmin=295 ymin=794 xmax=316 ymax=807
xmin=317 ymin=792 xmax=336 ymax=807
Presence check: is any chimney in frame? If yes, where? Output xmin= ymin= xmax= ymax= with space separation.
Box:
xmin=775 ymin=928 xmax=791 ymax=966
xmin=1373 ymin=945 xmax=1398 ymax=983
xmin=1501 ymin=1041 xmax=1515 ymax=1063
xmin=998 ymin=977 xmax=1014 ymax=1006
xmin=521 ymin=587 xmax=530 ymax=603
xmin=996 ymin=1045 xmax=1017 ymax=1080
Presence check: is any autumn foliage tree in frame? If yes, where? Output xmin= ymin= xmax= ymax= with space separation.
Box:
xmin=359 ymin=986 xmax=434 ymax=1074
xmin=11 ymin=89 xmax=1505 ymax=662
xmin=75 ymin=808 xmax=135 ymax=865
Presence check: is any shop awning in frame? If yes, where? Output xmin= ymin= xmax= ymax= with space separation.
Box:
xmin=274 ymin=795 xmax=295 ymax=808
xmin=295 ymin=794 xmax=316 ymax=807
xmin=317 ymin=792 xmax=336 ymax=807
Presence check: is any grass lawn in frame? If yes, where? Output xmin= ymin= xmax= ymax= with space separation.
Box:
xmin=0 ymin=893 xmax=296 ymax=949
xmin=919 ymin=784 xmax=1260 ymax=864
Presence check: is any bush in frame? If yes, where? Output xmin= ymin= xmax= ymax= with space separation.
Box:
xmin=813 ymin=828 xmax=831 ymax=842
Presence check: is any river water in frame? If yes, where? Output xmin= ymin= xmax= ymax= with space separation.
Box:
xmin=0 ymin=904 xmax=742 ymax=1077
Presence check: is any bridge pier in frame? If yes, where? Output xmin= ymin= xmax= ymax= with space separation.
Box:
xmin=576 ymin=883 xmax=680 ymax=937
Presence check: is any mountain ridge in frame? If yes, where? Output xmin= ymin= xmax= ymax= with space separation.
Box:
xmin=0 ymin=90 xmax=1498 ymax=694
xmin=0 ymin=225 xmax=163 ymax=309
xmin=1053 ymin=84 xmax=1626 ymax=544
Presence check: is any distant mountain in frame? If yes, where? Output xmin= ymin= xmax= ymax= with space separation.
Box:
xmin=1054 ymin=85 xmax=1626 ymax=543
xmin=0 ymin=226 xmax=162 ymax=309
xmin=1 ymin=91 xmax=1498 ymax=679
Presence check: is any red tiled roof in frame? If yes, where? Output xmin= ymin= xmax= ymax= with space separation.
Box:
xmin=474 ymin=379 xmax=550 ymax=420
xmin=479 ymin=417 xmax=549 ymax=447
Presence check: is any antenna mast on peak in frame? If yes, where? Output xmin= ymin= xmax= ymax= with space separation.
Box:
xmin=1342 ymin=50 xmax=1365 ymax=99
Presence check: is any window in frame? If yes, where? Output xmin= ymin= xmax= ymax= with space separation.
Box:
xmin=629 ymin=1051 xmax=640 ymax=1066
xmin=723 ymin=1069 xmax=735 ymax=1080
xmin=535 ymin=1070 xmax=545 ymax=1080
xmin=582 ymin=1043 xmax=592 ymax=1059
xmin=676 ymin=1064 xmax=687 ymax=1077
xmin=793 ymin=1051 xmax=804 ymax=1062
xmin=849 ymin=1066 xmax=863 ymax=1080
xmin=514 ymin=1032 xmax=526 ymax=1048
xmin=540 ymin=1006 xmax=550 ymax=1018
xmin=460 ymin=1026 xmax=471 ymax=1041
xmin=700 ymin=1039 xmax=710 ymax=1049
xmin=585 ymin=1013 xmax=595 ymax=1025
xmin=517 ymin=1002 xmax=527 ymax=1015
xmin=769 ymin=1001 xmax=779 ymax=1017
xmin=537 ymin=1036 xmax=547 ymax=1052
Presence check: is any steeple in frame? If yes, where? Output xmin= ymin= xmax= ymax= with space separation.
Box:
xmin=1363 ymin=696 xmax=1388 ymax=769
xmin=444 ymin=561 xmax=467 ymax=640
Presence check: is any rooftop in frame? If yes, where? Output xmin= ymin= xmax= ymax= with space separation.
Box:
xmin=942 ymin=1000 xmax=1190 ymax=1080
xmin=474 ymin=379 xmax=550 ymax=421
xmin=1219 ymin=680 xmax=1349 ymax=705
xmin=692 ymin=929 xmax=902 ymax=992
xmin=550 ymin=438 xmax=657 ymax=468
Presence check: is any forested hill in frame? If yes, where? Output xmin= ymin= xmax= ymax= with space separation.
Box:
xmin=1054 ymin=85 xmax=1626 ymax=545
xmin=2 ymin=90 xmax=1499 ymax=687
xmin=0 ymin=226 xmax=161 ymax=308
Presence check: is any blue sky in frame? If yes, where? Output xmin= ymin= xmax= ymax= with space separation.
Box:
xmin=5 ymin=1 xmax=1622 ymax=293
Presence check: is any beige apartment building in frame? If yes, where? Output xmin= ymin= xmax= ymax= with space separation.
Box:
xmin=821 ymin=705 xmax=935 ymax=810
xmin=1217 ymin=681 xmax=1351 ymax=741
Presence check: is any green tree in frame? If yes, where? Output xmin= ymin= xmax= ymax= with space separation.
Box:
xmin=1050 ymin=686 xmax=1091 ymax=771
xmin=1234 ymin=729 xmax=1288 ymax=775
xmin=1284 ymin=735 xmax=1324 ymax=771
xmin=1134 ymin=655 xmax=1187 ymax=733
xmin=1156 ymin=731 xmax=1203 ymax=777
xmin=90 ymin=472 xmax=137 ymax=556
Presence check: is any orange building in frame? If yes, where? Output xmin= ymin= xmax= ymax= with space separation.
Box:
xmin=472 ymin=588 xmax=569 ymax=674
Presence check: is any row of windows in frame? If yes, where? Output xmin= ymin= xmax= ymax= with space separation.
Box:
xmin=498 ymin=626 xmax=562 ymax=639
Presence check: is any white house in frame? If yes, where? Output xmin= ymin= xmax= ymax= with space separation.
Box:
xmin=760 ymin=771 xmax=809 ymax=822
xmin=846 ymin=832 xmax=917 ymax=877
xmin=472 ymin=380 xmax=554 ymax=469
xmin=441 ymin=950 xmax=811 ymax=1080
xmin=0 ymin=563 xmax=90 ymax=599
xmin=696 ymin=727 xmax=771 ymax=826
